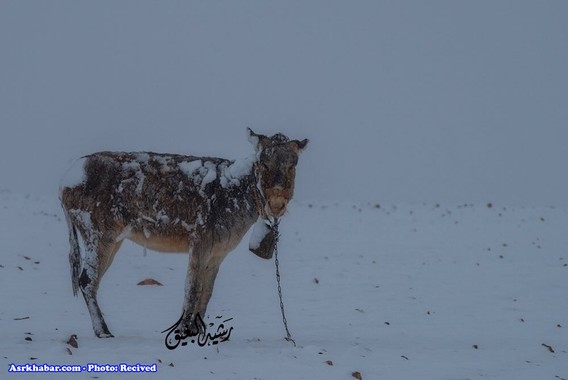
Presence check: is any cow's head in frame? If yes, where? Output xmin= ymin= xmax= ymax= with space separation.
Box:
xmin=248 ymin=128 xmax=308 ymax=218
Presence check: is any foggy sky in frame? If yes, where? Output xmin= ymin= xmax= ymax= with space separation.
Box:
xmin=1 ymin=1 xmax=567 ymax=205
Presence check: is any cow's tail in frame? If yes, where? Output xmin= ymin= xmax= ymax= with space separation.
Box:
xmin=63 ymin=208 xmax=82 ymax=296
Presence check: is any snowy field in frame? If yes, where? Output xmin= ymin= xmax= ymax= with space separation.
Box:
xmin=1 ymin=190 xmax=566 ymax=379
xmin=1 ymin=1 xmax=566 ymax=379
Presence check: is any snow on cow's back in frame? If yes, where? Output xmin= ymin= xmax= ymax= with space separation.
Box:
xmin=59 ymin=152 xmax=257 ymax=198
xmin=220 ymin=155 xmax=256 ymax=188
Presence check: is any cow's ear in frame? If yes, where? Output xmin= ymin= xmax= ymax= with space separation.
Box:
xmin=247 ymin=128 xmax=270 ymax=153
xmin=290 ymin=138 xmax=309 ymax=154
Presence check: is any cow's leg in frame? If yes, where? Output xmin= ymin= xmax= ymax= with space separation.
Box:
xmin=193 ymin=247 xmax=230 ymax=321
xmin=181 ymin=237 xmax=213 ymax=335
xmin=193 ymin=265 xmax=221 ymax=321
xmin=78 ymin=230 xmax=122 ymax=338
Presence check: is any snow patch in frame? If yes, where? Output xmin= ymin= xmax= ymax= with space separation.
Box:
xmin=181 ymin=221 xmax=195 ymax=232
xmin=201 ymin=161 xmax=217 ymax=190
xmin=134 ymin=152 xmax=150 ymax=163
xmin=179 ymin=160 xmax=219 ymax=192
xmin=156 ymin=210 xmax=170 ymax=224
xmin=179 ymin=160 xmax=203 ymax=177
xmin=249 ymin=218 xmax=271 ymax=250
xmin=248 ymin=128 xmax=260 ymax=154
xmin=220 ymin=155 xmax=255 ymax=188
xmin=121 ymin=161 xmax=145 ymax=194
xmin=68 ymin=208 xmax=98 ymax=247
xmin=115 ymin=226 xmax=133 ymax=242
xmin=153 ymin=155 xmax=172 ymax=167
xmin=59 ymin=157 xmax=87 ymax=191
xmin=69 ymin=208 xmax=92 ymax=231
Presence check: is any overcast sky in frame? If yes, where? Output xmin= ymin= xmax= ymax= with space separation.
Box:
xmin=1 ymin=1 xmax=567 ymax=205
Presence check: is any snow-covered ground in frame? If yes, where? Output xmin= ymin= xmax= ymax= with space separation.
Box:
xmin=1 ymin=190 xmax=567 ymax=379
